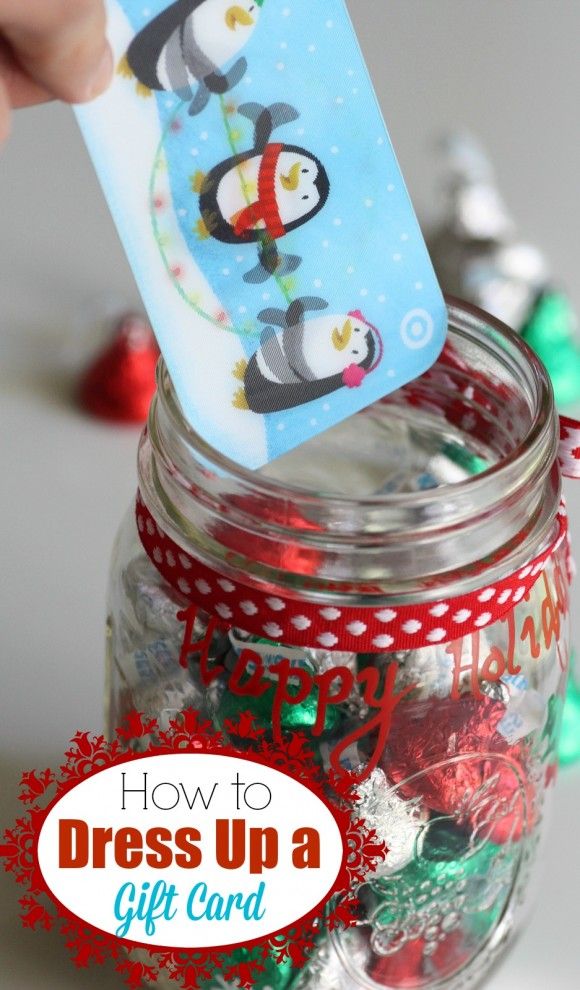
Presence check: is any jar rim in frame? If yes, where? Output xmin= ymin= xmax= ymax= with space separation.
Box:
xmin=142 ymin=296 xmax=559 ymax=592
xmin=153 ymin=295 xmax=556 ymax=510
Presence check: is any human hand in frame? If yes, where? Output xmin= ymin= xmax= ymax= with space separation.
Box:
xmin=0 ymin=0 xmax=112 ymax=142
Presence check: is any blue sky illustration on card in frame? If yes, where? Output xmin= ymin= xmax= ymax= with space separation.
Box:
xmin=76 ymin=0 xmax=447 ymax=468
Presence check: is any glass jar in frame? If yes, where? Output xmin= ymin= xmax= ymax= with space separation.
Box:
xmin=107 ymin=298 xmax=570 ymax=990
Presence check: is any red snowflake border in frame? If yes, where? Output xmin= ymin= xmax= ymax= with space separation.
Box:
xmin=0 ymin=710 xmax=385 ymax=989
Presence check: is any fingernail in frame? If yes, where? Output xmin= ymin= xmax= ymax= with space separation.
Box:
xmin=85 ymin=44 xmax=114 ymax=101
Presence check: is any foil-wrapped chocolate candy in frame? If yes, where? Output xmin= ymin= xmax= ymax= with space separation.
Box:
xmin=215 ymin=634 xmax=360 ymax=739
xmin=123 ymin=556 xmax=189 ymax=638
xmin=79 ymin=312 xmax=159 ymax=424
xmin=427 ymin=132 xmax=548 ymax=331
xmin=428 ymin=132 xmax=580 ymax=405
xmin=360 ymin=818 xmax=519 ymax=985
xmin=354 ymin=767 xmax=428 ymax=877
xmin=364 ymin=633 xmax=491 ymax=703
xmin=382 ymin=695 xmax=534 ymax=844
xmin=293 ymin=929 xmax=370 ymax=990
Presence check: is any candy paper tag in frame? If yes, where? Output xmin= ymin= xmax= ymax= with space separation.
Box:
xmin=76 ymin=0 xmax=446 ymax=467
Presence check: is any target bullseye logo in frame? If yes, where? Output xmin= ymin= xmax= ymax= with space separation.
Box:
xmin=400 ymin=309 xmax=434 ymax=350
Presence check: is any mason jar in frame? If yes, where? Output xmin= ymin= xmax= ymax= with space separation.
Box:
xmin=106 ymin=298 xmax=570 ymax=990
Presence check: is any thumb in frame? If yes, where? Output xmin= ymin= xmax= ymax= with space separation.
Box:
xmin=0 ymin=0 xmax=113 ymax=105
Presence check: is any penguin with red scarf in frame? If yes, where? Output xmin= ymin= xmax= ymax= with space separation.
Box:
xmin=198 ymin=102 xmax=330 ymax=283
xmin=232 ymin=298 xmax=384 ymax=413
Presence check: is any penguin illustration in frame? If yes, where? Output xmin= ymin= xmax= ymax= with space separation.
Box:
xmin=197 ymin=103 xmax=330 ymax=283
xmin=119 ymin=0 xmax=263 ymax=116
xmin=232 ymin=299 xmax=384 ymax=413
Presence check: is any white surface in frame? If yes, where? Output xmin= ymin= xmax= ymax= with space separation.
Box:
xmin=1 ymin=2 xmax=580 ymax=988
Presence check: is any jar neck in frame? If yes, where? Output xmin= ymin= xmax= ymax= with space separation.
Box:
xmin=138 ymin=299 xmax=559 ymax=604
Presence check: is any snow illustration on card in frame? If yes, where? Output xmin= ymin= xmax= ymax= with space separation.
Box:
xmin=76 ymin=0 xmax=446 ymax=468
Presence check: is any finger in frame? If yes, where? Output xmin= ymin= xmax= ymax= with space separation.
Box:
xmin=0 ymin=74 xmax=11 ymax=142
xmin=0 ymin=0 xmax=113 ymax=105
xmin=0 ymin=36 xmax=51 ymax=109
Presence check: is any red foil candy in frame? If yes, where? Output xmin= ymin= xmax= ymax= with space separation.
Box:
xmin=79 ymin=314 xmax=159 ymax=424
xmin=383 ymin=696 xmax=534 ymax=844
xmin=370 ymin=936 xmax=425 ymax=988
xmin=216 ymin=494 xmax=324 ymax=577
xmin=370 ymin=931 xmax=467 ymax=988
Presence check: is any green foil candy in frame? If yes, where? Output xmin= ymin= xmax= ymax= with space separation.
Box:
xmin=521 ymin=291 xmax=580 ymax=408
xmin=559 ymin=666 xmax=580 ymax=767
xmin=365 ymin=818 xmax=518 ymax=959
xmin=214 ymin=640 xmax=344 ymax=737
xmin=440 ymin=442 xmax=489 ymax=478
xmin=201 ymin=947 xmax=295 ymax=989
xmin=216 ymin=683 xmax=341 ymax=734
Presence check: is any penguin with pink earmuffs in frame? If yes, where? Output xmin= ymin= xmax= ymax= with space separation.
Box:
xmin=232 ymin=297 xmax=384 ymax=413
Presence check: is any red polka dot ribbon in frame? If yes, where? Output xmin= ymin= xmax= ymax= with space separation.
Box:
xmin=559 ymin=415 xmax=580 ymax=479
xmin=136 ymin=490 xmax=570 ymax=654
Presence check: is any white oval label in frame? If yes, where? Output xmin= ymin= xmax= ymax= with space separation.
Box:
xmin=37 ymin=753 xmax=344 ymax=948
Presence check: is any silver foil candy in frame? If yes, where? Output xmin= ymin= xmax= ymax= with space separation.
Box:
xmin=428 ymin=132 xmax=549 ymax=332
xmin=355 ymin=766 xmax=428 ymax=877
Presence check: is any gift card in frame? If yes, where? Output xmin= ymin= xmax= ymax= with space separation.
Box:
xmin=76 ymin=0 xmax=447 ymax=468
